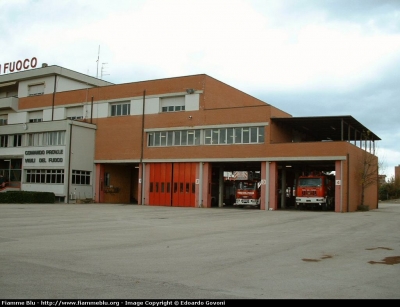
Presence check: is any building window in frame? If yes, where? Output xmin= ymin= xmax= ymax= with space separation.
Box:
xmin=66 ymin=106 xmax=84 ymax=120
xmin=111 ymin=102 xmax=130 ymax=116
xmin=28 ymin=83 xmax=45 ymax=96
xmin=147 ymin=126 xmax=264 ymax=147
xmin=72 ymin=170 xmax=91 ymax=185
xmin=28 ymin=111 xmax=43 ymax=122
xmin=67 ymin=116 xmax=83 ymax=120
xmin=204 ymin=127 xmax=264 ymax=145
xmin=0 ymin=118 xmax=7 ymax=126
xmin=26 ymin=169 xmax=64 ymax=184
xmin=160 ymin=96 xmax=185 ymax=113
xmin=148 ymin=129 xmax=200 ymax=147
xmin=0 ymin=135 xmax=8 ymax=148
xmin=28 ymin=131 xmax=65 ymax=146
xmin=29 ymin=118 xmax=43 ymax=123
xmin=12 ymin=134 xmax=22 ymax=147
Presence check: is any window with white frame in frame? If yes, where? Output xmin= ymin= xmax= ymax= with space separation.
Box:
xmin=148 ymin=129 xmax=200 ymax=147
xmin=160 ymin=96 xmax=185 ymax=113
xmin=28 ymin=131 xmax=65 ymax=146
xmin=111 ymin=101 xmax=130 ymax=116
xmin=147 ymin=126 xmax=264 ymax=147
xmin=28 ymin=111 xmax=43 ymax=123
xmin=204 ymin=127 xmax=264 ymax=145
xmin=0 ymin=117 xmax=7 ymax=126
xmin=67 ymin=106 xmax=84 ymax=120
xmin=26 ymin=169 xmax=64 ymax=184
xmin=28 ymin=83 xmax=45 ymax=96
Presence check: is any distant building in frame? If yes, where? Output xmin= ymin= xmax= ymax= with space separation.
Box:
xmin=395 ymin=165 xmax=400 ymax=180
xmin=378 ymin=174 xmax=386 ymax=185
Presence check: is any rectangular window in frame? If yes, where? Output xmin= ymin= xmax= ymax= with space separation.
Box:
xmin=28 ymin=83 xmax=45 ymax=96
xmin=242 ymin=128 xmax=250 ymax=143
xmin=104 ymin=173 xmax=110 ymax=187
xmin=67 ymin=116 xmax=83 ymax=120
xmin=12 ymin=134 xmax=22 ymax=147
xmin=212 ymin=129 xmax=219 ymax=144
xmin=160 ymin=96 xmax=185 ymax=113
xmin=72 ymin=170 xmax=91 ymax=185
xmin=250 ymin=127 xmax=258 ymax=143
xmin=173 ymin=131 xmax=181 ymax=146
xmin=111 ymin=102 xmax=130 ymax=116
xmin=0 ymin=118 xmax=7 ymax=126
xmin=26 ymin=169 xmax=64 ymax=184
xmin=160 ymin=131 xmax=167 ymax=146
xmin=29 ymin=118 xmax=43 ymax=123
xmin=219 ymin=128 xmax=227 ymax=144
xmin=28 ymin=131 xmax=65 ymax=146
xmin=235 ymin=128 xmax=242 ymax=143
xmin=227 ymin=128 xmax=234 ymax=144
xmin=181 ymin=131 xmax=187 ymax=145
xmin=204 ymin=129 xmax=212 ymax=145
xmin=0 ymin=135 xmax=8 ymax=147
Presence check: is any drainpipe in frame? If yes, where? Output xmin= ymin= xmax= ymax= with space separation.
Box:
xmin=67 ymin=123 xmax=73 ymax=204
xmin=90 ymin=96 xmax=94 ymax=124
xmin=346 ymin=153 xmax=349 ymax=212
xmin=140 ymin=90 xmax=146 ymax=205
xmin=52 ymin=75 xmax=57 ymax=121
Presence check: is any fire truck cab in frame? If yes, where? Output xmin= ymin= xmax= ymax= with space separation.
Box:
xmin=295 ymin=172 xmax=335 ymax=211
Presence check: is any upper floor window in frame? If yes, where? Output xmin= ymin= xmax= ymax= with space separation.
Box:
xmin=148 ymin=129 xmax=200 ymax=147
xmin=12 ymin=134 xmax=22 ymax=147
xmin=0 ymin=118 xmax=7 ymax=126
xmin=111 ymin=102 xmax=130 ymax=116
xmin=204 ymin=127 xmax=264 ymax=145
xmin=67 ymin=106 xmax=84 ymax=120
xmin=28 ymin=131 xmax=65 ymax=146
xmin=0 ymin=135 xmax=8 ymax=148
xmin=29 ymin=111 xmax=43 ymax=123
xmin=161 ymin=96 xmax=185 ymax=113
xmin=28 ymin=83 xmax=45 ymax=96
xmin=29 ymin=118 xmax=43 ymax=123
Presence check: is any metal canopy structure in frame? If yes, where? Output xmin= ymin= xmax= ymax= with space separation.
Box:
xmin=271 ymin=115 xmax=381 ymax=142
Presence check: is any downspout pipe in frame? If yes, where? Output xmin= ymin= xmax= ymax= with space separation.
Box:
xmin=52 ymin=75 xmax=57 ymax=121
xmin=140 ymin=90 xmax=146 ymax=205
xmin=67 ymin=122 xmax=73 ymax=204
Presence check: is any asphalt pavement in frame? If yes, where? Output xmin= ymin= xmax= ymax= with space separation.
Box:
xmin=1 ymin=200 xmax=399 ymax=299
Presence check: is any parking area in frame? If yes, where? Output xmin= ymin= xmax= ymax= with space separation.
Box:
xmin=1 ymin=201 xmax=400 ymax=299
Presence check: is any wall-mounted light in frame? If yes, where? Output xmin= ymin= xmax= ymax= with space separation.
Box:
xmin=186 ymin=88 xmax=195 ymax=94
xmin=189 ymin=116 xmax=192 ymax=119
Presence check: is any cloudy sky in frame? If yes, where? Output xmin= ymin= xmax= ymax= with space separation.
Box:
xmin=1 ymin=0 xmax=399 ymax=179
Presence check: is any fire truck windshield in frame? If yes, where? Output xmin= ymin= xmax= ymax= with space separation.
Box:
xmin=238 ymin=182 xmax=257 ymax=190
xmin=298 ymin=178 xmax=322 ymax=187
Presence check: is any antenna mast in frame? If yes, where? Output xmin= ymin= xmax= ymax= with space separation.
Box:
xmin=96 ymin=45 xmax=100 ymax=78
xmin=101 ymin=63 xmax=110 ymax=79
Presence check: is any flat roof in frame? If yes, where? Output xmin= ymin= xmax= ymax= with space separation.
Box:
xmin=271 ymin=115 xmax=381 ymax=141
xmin=0 ymin=65 xmax=113 ymax=87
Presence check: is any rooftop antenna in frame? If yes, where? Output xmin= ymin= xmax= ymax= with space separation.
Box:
xmin=96 ymin=45 xmax=100 ymax=78
xmin=101 ymin=62 xmax=110 ymax=79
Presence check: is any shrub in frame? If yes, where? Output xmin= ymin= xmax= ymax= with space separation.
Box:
xmin=0 ymin=191 xmax=55 ymax=203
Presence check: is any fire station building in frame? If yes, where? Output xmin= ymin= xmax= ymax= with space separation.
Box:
xmin=0 ymin=62 xmax=380 ymax=212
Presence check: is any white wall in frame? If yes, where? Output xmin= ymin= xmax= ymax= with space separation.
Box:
xmin=18 ymin=76 xmax=92 ymax=98
xmin=8 ymin=112 xmax=28 ymax=124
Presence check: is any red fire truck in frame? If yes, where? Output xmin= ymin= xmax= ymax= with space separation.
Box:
xmin=295 ymin=172 xmax=335 ymax=210
xmin=233 ymin=171 xmax=261 ymax=208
